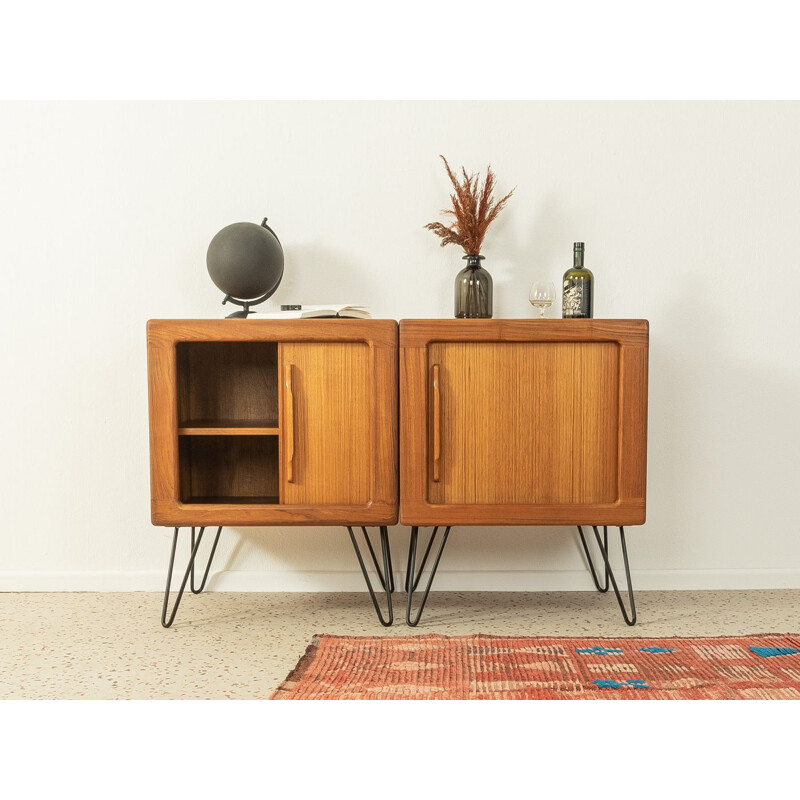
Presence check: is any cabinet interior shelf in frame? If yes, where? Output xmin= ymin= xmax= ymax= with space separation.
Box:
xmin=178 ymin=420 xmax=280 ymax=436
xmin=182 ymin=495 xmax=280 ymax=505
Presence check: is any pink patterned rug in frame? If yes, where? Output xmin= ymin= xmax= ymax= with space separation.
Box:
xmin=271 ymin=633 xmax=800 ymax=700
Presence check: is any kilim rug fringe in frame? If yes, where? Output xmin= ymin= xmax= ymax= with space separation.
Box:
xmin=270 ymin=633 xmax=800 ymax=700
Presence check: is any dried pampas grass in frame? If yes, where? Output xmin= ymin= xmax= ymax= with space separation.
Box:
xmin=425 ymin=155 xmax=514 ymax=255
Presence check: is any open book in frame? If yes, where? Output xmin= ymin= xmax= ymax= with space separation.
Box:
xmin=251 ymin=304 xmax=371 ymax=319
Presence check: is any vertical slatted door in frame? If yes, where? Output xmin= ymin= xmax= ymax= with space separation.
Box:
xmin=427 ymin=341 xmax=620 ymax=506
xmin=280 ymin=342 xmax=372 ymax=506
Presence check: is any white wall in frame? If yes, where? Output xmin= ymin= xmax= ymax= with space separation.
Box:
xmin=1 ymin=101 xmax=798 ymax=591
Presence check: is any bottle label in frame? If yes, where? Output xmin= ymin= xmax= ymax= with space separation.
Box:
xmin=563 ymin=277 xmax=590 ymax=318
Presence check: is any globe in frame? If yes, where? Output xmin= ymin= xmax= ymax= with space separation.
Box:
xmin=206 ymin=218 xmax=284 ymax=316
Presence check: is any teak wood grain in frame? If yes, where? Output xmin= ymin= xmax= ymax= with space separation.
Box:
xmin=147 ymin=319 xmax=398 ymax=526
xmin=399 ymin=319 xmax=648 ymax=526
xmin=279 ymin=342 xmax=371 ymax=505
xmin=427 ymin=341 xmax=619 ymax=505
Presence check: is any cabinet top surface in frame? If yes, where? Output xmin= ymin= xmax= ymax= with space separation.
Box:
xmin=147 ymin=318 xmax=398 ymax=326
xmin=400 ymin=319 xmax=648 ymax=346
xmin=146 ymin=318 xmax=647 ymax=346
xmin=146 ymin=318 xmax=398 ymax=346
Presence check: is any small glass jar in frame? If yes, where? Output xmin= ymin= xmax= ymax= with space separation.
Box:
xmin=454 ymin=254 xmax=492 ymax=318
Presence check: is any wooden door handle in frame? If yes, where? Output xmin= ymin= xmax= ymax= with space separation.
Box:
xmin=284 ymin=364 xmax=295 ymax=483
xmin=432 ymin=364 xmax=441 ymax=482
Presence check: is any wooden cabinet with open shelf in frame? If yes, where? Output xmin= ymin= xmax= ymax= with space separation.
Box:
xmin=147 ymin=319 xmax=398 ymax=525
xmin=149 ymin=316 xmax=648 ymax=628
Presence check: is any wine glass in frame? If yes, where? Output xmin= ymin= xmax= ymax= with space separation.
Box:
xmin=529 ymin=281 xmax=555 ymax=318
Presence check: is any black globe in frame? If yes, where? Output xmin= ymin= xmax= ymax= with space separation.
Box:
xmin=206 ymin=219 xmax=284 ymax=301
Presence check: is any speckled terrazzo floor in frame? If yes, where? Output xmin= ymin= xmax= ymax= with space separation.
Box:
xmin=1 ymin=590 xmax=798 ymax=699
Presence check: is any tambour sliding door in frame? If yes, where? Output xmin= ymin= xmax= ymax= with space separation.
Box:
xmin=279 ymin=341 xmax=372 ymax=505
xmin=400 ymin=319 xmax=648 ymax=526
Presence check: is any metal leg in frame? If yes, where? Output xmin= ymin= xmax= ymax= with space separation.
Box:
xmin=162 ymin=526 xmax=224 ymax=628
xmin=577 ymin=526 xmax=610 ymax=592
xmin=577 ymin=525 xmax=637 ymax=626
xmin=405 ymin=526 xmax=439 ymax=593
xmin=361 ymin=526 xmax=394 ymax=594
xmin=190 ymin=526 xmax=223 ymax=594
xmin=406 ymin=526 xmax=451 ymax=627
xmin=347 ymin=526 xmax=394 ymax=626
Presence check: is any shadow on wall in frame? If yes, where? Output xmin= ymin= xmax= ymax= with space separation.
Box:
xmin=202 ymin=526 xmax=387 ymax=589
xmin=271 ymin=243 xmax=386 ymax=311
xmin=202 ymin=523 xmax=585 ymax=592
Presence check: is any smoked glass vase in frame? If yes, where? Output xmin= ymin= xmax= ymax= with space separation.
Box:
xmin=454 ymin=254 xmax=493 ymax=318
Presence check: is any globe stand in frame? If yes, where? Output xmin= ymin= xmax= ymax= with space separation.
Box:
xmin=222 ymin=293 xmax=271 ymax=319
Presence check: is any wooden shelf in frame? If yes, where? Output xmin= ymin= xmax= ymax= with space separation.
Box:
xmin=183 ymin=495 xmax=280 ymax=505
xmin=178 ymin=420 xmax=279 ymax=436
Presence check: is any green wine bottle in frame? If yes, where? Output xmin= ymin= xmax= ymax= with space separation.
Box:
xmin=562 ymin=241 xmax=593 ymax=318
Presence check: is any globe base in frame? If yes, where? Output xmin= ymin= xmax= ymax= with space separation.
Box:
xmin=221 ymin=293 xmax=269 ymax=318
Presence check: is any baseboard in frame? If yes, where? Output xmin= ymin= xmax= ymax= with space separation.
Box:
xmin=1 ymin=568 xmax=799 ymax=592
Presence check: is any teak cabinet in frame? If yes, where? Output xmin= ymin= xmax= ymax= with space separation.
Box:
xmin=148 ymin=317 xmax=649 ymax=627
xmin=148 ymin=318 xmax=649 ymax=529
xmin=399 ymin=319 xmax=648 ymax=526
xmin=147 ymin=319 xmax=398 ymax=526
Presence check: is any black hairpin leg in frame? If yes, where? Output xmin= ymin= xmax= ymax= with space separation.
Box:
xmin=190 ymin=526 xmax=223 ymax=594
xmin=360 ymin=526 xmax=394 ymax=593
xmin=577 ymin=525 xmax=610 ymax=592
xmin=577 ymin=525 xmax=637 ymax=626
xmin=161 ymin=526 xmax=223 ymax=628
xmin=347 ymin=526 xmax=393 ymax=626
xmin=406 ymin=526 xmax=451 ymax=627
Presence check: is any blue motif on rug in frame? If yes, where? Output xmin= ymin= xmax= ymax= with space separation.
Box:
xmin=749 ymin=647 xmax=800 ymax=658
xmin=592 ymin=679 xmax=650 ymax=689
xmin=639 ymin=647 xmax=674 ymax=653
xmin=577 ymin=646 xmax=623 ymax=655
